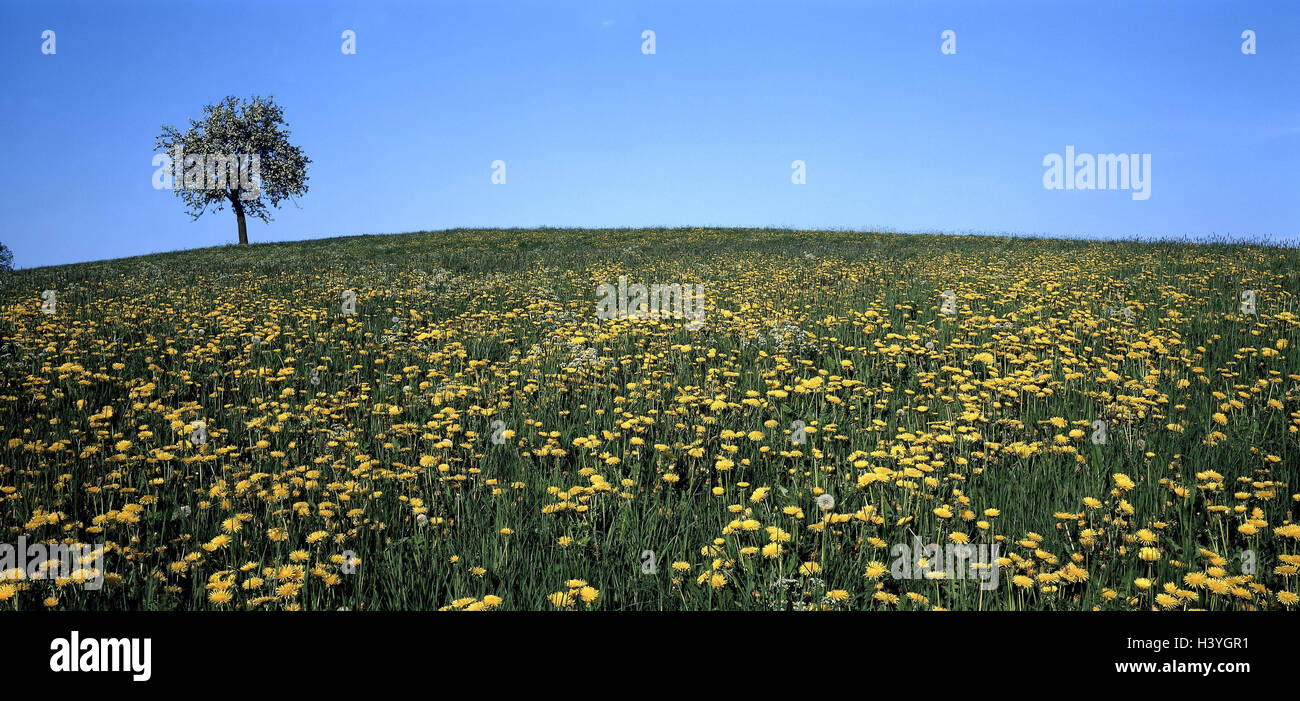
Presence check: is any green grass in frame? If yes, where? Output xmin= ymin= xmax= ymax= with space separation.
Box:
xmin=0 ymin=227 xmax=1297 ymax=611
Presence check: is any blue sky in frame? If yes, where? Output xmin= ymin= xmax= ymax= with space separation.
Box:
xmin=2 ymin=0 xmax=1297 ymax=268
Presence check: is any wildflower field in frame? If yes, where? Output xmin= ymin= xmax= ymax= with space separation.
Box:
xmin=2 ymin=228 xmax=1298 ymax=611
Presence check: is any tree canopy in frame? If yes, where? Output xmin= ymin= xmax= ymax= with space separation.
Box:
xmin=155 ymin=95 xmax=310 ymax=244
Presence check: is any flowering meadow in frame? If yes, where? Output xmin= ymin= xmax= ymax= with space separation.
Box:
xmin=1 ymin=228 xmax=1297 ymax=610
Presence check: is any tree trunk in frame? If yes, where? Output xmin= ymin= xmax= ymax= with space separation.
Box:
xmin=232 ymin=196 xmax=248 ymax=245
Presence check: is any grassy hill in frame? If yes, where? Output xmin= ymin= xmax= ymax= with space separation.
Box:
xmin=2 ymin=228 xmax=1298 ymax=610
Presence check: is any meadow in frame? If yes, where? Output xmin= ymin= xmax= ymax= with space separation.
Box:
xmin=1 ymin=227 xmax=1297 ymax=611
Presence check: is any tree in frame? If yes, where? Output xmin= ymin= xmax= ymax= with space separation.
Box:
xmin=0 ymin=242 xmax=12 ymax=271
xmin=155 ymin=96 xmax=310 ymax=245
